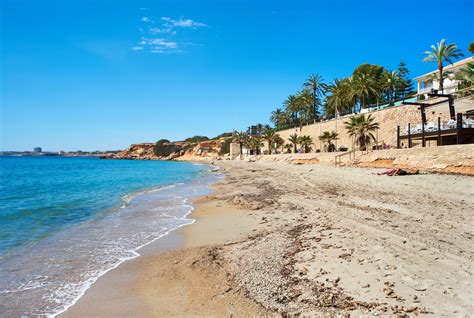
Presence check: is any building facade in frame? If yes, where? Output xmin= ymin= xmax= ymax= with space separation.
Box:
xmin=414 ymin=57 xmax=473 ymax=97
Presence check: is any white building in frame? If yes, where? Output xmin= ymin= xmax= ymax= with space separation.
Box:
xmin=414 ymin=56 xmax=473 ymax=97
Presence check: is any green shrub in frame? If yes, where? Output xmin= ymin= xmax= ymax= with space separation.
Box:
xmin=184 ymin=136 xmax=209 ymax=143
xmin=219 ymin=138 xmax=232 ymax=155
xmin=154 ymin=140 xmax=182 ymax=157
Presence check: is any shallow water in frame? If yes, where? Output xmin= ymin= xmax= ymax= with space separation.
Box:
xmin=0 ymin=156 xmax=220 ymax=316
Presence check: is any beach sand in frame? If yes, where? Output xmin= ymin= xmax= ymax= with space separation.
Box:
xmin=62 ymin=160 xmax=473 ymax=317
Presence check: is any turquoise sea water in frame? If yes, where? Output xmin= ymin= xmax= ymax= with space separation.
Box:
xmin=0 ymin=156 xmax=219 ymax=316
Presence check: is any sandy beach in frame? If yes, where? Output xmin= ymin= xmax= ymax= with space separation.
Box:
xmin=62 ymin=160 xmax=473 ymax=317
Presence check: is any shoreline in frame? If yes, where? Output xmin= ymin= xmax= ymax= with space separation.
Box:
xmin=60 ymin=180 xmax=270 ymax=317
xmin=62 ymin=160 xmax=473 ymax=316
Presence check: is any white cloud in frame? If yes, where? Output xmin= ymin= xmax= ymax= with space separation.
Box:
xmin=140 ymin=37 xmax=178 ymax=50
xmin=132 ymin=14 xmax=206 ymax=55
xmin=149 ymin=27 xmax=176 ymax=35
xmin=160 ymin=17 xmax=207 ymax=28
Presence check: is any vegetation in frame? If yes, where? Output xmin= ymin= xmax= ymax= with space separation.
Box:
xmin=261 ymin=125 xmax=278 ymax=154
xmin=469 ymin=42 xmax=474 ymax=54
xmin=298 ymin=135 xmax=313 ymax=153
xmin=219 ymin=138 xmax=232 ymax=155
xmin=232 ymin=131 xmax=248 ymax=155
xmin=184 ymin=135 xmax=209 ymax=143
xmin=288 ymin=134 xmax=299 ymax=153
xmin=344 ymin=114 xmax=379 ymax=150
xmin=423 ymin=39 xmax=464 ymax=93
xmin=318 ymin=131 xmax=339 ymax=152
xmin=154 ymin=139 xmax=182 ymax=157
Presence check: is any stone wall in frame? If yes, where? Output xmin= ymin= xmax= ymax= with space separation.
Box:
xmin=254 ymin=144 xmax=474 ymax=175
xmin=273 ymin=101 xmax=459 ymax=152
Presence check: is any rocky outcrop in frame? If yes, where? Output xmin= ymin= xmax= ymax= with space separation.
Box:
xmin=108 ymin=138 xmax=230 ymax=161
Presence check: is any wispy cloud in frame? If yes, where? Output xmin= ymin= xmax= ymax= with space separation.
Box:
xmin=131 ymin=14 xmax=207 ymax=54
xmin=160 ymin=17 xmax=207 ymax=28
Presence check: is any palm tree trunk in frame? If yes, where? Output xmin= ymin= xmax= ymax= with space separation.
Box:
xmin=239 ymin=143 xmax=243 ymax=155
xmin=438 ymin=65 xmax=444 ymax=93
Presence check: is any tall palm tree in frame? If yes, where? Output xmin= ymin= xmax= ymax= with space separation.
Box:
xmin=284 ymin=94 xmax=301 ymax=127
xmin=262 ymin=125 xmax=276 ymax=154
xmin=272 ymin=135 xmax=285 ymax=154
xmin=326 ymin=78 xmax=354 ymax=116
xmin=350 ymin=73 xmax=379 ymax=111
xmin=270 ymin=108 xmax=285 ymax=128
xmin=318 ymin=131 xmax=339 ymax=152
xmin=296 ymin=89 xmax=316 ymax=124
xmin=232 ymin=131 xmax=248 ymax=155
xmin=384 ymin=70 xmax=399 ymax=105
xmin=288 ymin=134 xmax=299 ymax=153
xmin=344 ymin=114 xmax=379 ymax=151
xmin=298 ymin=135 xmax=313 ymax=153
xmin=304 ymin=74 xmax=326 ymax=119
xmin=423 ymin=39 xmax=464 ymax=93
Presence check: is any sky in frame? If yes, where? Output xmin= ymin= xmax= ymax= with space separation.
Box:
xmin=1 ymin=0 xmax=473 ymax=151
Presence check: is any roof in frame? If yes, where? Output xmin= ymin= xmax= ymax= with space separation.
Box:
xmin=414 ymin=56 xmax=473 ymax=82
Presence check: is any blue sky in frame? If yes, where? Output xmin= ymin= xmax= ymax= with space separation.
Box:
xmin=1 ymin=0 xmax=473 ymax=151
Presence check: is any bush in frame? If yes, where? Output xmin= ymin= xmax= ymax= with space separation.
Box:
xmin=154 ymin=140 xmax=182 ymax=157
xmin=219 ymin=138 xmax=232 ymax=155
xmin=338 ymin=146 xmax=348 ymax=152
xmin=214 ymin=132 xmax=233 ymax=139
xmin=184 ymin=136 xmax=209 ymax=143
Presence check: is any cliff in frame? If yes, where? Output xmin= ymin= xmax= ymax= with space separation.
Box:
xmin=107 ymin=139 xmax=229 ymax=161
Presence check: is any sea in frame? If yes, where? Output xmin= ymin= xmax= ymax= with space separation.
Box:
xmin=0 ymin=156 xmax=220 ymax=317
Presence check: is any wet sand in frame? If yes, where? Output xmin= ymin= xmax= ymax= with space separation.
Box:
xmin=62 ymin=160 xmax=474 ymax=317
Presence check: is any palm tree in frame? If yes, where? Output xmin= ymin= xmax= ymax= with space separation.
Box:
xmin=261 ymin=125 xmax=276 ymax=154
xmin=344 ymin=114 xmax=379 ymax=151
xmin=232 ymin=131 xmax=248 ymax=155
xmin=384 ymin=70 xmax=399 ymax=105
xmin=423 ymin=39 xmax=464 ymax=93
xmin=318 ymin=131 xmax=339 ymax=152
xmin=298 ymin=135 xmax=313 ymax=153
xmin=270 ymin=108 xmax=285 ymax=128
xmin=272 ymin=135 xmax=285 ymax=154
xmin=350 ymin=73 xmax=379 ymax=111
xmin=284 ymin=94 xmax=301 ymax=127
xmin=296 ymin=89 xmax=316 ymax=125
xmin=326 ymin=78 xmax=354 ymax=116
xmin=304 ymin=74 xmax=326 ymax=119
xmin=288 ymin=133 xmax=299 ymax=153
xmin=249 ymin=136 xmax=263 ymax=155
xmin=284 ymin=143 xmax=293 ymax=153
xmin=456 ymin=62 xmax=474 ymax=87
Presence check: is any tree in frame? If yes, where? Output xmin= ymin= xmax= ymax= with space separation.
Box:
xmin=318 ymin=131 xmax=339 ymax=152
xmin=303 ymin=74 xmax=326 ymax=119
xmin=456 ymin=61 xmax=474 ymax=87
xmin=395 ymin=61 xmax=415 ymax=99
xmin=272 ymin=135 xmax=285 ymax=154
xmin=326 ymin=78 xmax=355 ymax=116
xmin=384 ymin=70 xmax=399 ymax=105
xmin=247 ymin=136 xmax=263 ymax=155
xmin=423 ymin=39 xmax=464 ymax=93
xmin=288 ymin=134 xmax=299 ymax=153
xmin=261 ymin=125 xmax=277 ymax=154
xmin=344 ymin=114 xmax=379 ymax=151
xmin=270 ymin=108 xmax=286 ymax=129
xmin=350 ymin=73 xmax=379 ymax=111
xmin=352 ymin=64 xmax=386 ymax=105
xmin=468 ymin=42 xmax=474 ymax=54
xmin=296 ymin=89 xmax=317 ymax=124
xmin=298 ymin=135 xmax=313 ymax=153
xmin=284 ymin=94 xmax=301 ymax=128
xmin=232 ymin=131 xmax=248 ymax=155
